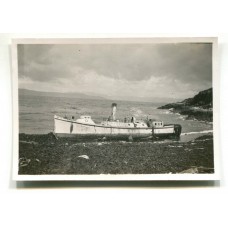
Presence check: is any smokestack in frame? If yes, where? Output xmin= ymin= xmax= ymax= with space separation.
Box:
xmin=111 ymin=103 xmax=117 ymax=121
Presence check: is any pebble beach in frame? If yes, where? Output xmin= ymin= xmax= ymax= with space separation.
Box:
xmin=19 ymin=133 xmax=214 ymax=175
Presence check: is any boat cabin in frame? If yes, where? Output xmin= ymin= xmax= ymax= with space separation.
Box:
xmin=152 ymin=121 xmax=164 ymax=128
xmin=76 ymin=115 xmax=95 ymax=124
xmin=146 ymin=118 xmax=164 ymax=128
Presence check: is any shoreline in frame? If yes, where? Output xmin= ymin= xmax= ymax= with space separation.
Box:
xmin=19 ymin=128 xmax=213 ymax=142
xmin=18 ymin=132 xmax=214 ymax=175
xmin=158 ymin=88 xmax=213 ymax=122
xmin=165 ymin=109 xmax=213 ymax=125
xmin=159 ymin=106 xmax=213 ymax=122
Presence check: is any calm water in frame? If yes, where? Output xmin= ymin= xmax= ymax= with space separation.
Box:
xmin=19 ymin=95 xmax=213 ymax=139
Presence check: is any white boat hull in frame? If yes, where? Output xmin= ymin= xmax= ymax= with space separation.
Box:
xmin=54 ymin=115 xmax=179 ymax=138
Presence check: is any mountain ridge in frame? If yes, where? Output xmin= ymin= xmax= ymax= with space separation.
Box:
xmin=19 ymin=89 xmax=106 ymax=100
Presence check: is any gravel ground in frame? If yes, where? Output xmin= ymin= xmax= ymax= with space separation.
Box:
xmin=18 ymin=133 xmax=214 ymax=175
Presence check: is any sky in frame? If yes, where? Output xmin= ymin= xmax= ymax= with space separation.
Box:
xmin=18 ymin=42 xmax=212 ymax=102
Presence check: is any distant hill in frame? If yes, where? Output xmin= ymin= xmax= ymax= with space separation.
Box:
xmin=19 ymin=89 xmax=177 ymax=103
xmin=158 ymin=88 xmax=213 ymax=122
xmin=158 ymin=88 xmax=212 ymax=109
xmin=19 ymin=89 xmax=106 ymax=100
xmin=106 ymin=95 xmax=177 ymax=104
xmin=180 ymin=88 xmax=213 ymax=109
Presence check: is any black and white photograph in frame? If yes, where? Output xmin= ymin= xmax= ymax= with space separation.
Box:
xmin=12 ymin=38 xmax=219 ymax=180
xmin=2 ymin=1 xmax=228 ymax=227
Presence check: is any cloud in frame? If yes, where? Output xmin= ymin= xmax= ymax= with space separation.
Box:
xmin=18 ymin=42 xmax=212 ymax=100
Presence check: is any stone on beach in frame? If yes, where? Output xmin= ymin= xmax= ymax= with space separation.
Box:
xmin=78 ymin=155 xmax=89 ymax=160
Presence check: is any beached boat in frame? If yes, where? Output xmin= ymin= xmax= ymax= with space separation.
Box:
xmin=54 ymin=103 xmax=182 ymax=139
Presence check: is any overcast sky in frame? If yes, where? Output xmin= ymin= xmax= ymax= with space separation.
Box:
xmin=18 ymin=42 xmax=212 ymax=102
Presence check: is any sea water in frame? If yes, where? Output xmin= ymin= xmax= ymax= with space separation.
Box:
xmin=19 ymin=94 xmax=213 ymax=140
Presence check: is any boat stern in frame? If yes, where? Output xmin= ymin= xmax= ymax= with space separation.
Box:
xmin=174 ymin=124 xmax=182 ymax=137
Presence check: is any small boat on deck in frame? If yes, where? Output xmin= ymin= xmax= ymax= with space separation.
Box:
xmin=54 ymin=103 xmax=182 ymax=139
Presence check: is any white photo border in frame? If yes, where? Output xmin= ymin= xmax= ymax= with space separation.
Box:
xmin=12 ymin=37 xmax=220 ymax=181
